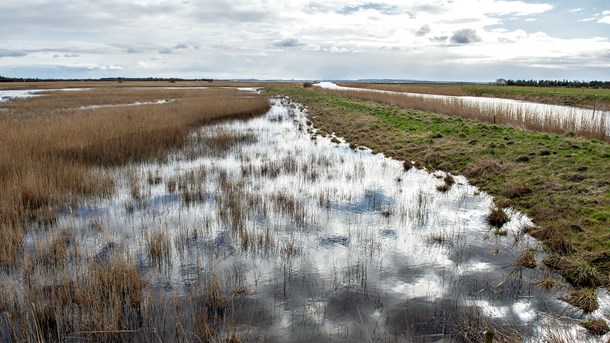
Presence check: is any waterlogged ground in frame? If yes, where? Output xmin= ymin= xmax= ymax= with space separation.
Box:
xmin=20 ymin=97 xmax=610 ymax=341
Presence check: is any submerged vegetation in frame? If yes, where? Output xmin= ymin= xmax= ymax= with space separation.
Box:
xmin=268 ymin=86 xmax=610 ymax=302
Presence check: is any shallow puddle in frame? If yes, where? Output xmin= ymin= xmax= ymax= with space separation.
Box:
xmin=19 ymin=97 xmax=610 ymax=341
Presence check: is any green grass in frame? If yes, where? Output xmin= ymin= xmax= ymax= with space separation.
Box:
xmin=267 ymin=85 xmax=610 ymax=297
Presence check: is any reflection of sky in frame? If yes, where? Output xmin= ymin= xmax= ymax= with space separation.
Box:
xmin=19 ymin=97 xmax=608 ymax=342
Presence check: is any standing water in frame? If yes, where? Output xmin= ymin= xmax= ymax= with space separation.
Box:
xmin=18 ymin=97 xmax=610 ymax=341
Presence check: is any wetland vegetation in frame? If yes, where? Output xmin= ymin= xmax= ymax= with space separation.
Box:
xmin=0 ymin=82 xmax=607 ymax=342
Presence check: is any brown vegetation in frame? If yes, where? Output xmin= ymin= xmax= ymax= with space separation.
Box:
xmin=581 ymin=319 xmax=610 ymax=336
xmin=0 ymin=87 xmax=269 ymax=267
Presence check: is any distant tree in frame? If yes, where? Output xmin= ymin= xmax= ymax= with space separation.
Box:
xmin=495 ymin=78 xmax=507 ymax=86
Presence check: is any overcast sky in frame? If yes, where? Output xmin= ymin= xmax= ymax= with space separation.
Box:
xmin=1 ymin=0 xmax=609 ymax=81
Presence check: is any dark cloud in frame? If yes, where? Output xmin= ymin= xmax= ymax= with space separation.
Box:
xmin=273 ymin=38 xmax=301 ymax=48
xmin=450 ymin=29 xmax=481 ymax=44
xmin=158 ymin=48 xmax=173 ymax=54
xmin=416 ymin=25 xmax=431 ymax=37
xmin=0 ymin=49 xmax=27 ymax=58
xmin=64 ymin=53 xmax=80 ymax=58
xmin=126 ymin=48 xmax=142 ymax=54
xmin=174 ymin=44 xmax=189 ymax=49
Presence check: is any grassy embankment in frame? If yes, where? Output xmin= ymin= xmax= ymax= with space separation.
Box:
xmin=339 ymin=82 xmax=610 ymax=111
xmin=268 ymin=85 xmax=610 ymax=310
xmin=0 ymin=87 xmax=270 ymax=267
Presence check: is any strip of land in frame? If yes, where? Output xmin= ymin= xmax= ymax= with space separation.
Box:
xmin=268 ymin=85 xmax=610 ymax=298
xmin=338 ymin=82 xmax=610 ymax=111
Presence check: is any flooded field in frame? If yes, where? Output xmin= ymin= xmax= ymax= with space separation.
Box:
xmin=5 ymin=94 xmax=607 ymax=342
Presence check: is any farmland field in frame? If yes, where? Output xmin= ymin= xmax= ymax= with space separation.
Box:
xmin=0 ymin=83 xmax=608 ymax=342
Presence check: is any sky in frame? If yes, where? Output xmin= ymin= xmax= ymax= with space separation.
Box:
xmin=1 ymin=0 xmax=609 ymax=82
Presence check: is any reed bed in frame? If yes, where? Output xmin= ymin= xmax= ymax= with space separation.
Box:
xmin=323 ymin=88 xmax=609 ymax=142
xmin=0 ymin=88 xmax=269 ymax=267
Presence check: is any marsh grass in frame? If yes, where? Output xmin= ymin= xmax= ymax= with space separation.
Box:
xmin=516 ymin=248 xmax=537 ymax=269
xmin=146 ymin=230 xmax=172 ymax=268
xmin=580 ymin=319 xmax=609 ymax=336
xmin=562 ymin=288 xmax=598 ymax=313
xmin=0 ymin=87 xmax=269 ymax=267
xmin=487 ymin=206 xmax=509 ymax=228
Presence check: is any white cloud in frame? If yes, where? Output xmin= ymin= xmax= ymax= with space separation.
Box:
xmin=599 ymin=16 xmax=610 ymax=24
xmin=0 ymin=0 xmax=608 ymax=81
xmin=568 ymin=8 xmax=584 ymax=13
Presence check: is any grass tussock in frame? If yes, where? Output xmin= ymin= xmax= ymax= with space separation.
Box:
xmin=487 ymin=206 xmax=509 ymax=228
xmin=0 ymin=87 xmax=269 ymax=267
xmin=561 ymin=288 xmax=598 ymax=313
xmin=146 ymin=230 xmax=172 ymax=268
xmin=516 ymin=248 xmax=537 ymax=269
xmin=580 ymin=319 xmax=609 ymax=336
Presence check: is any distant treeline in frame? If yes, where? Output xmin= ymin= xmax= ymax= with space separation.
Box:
xmin=0 ymin=76 xmax=214 ymax=83
xmin=497 ymin=79 xmax=610 ymax=89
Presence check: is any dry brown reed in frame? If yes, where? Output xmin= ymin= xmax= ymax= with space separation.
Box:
xmin=0 ymin=87 xmax=269 ymax=267
xmin=5 ymin=251 xmax=146 ymax=342
xmin=322 ymin=88 xmax=609 ymax=142
xmin=146 ymin=230 xmax=172 ymax=268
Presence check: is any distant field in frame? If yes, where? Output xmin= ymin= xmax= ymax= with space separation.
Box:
xmin=0 ymin=80 xmax=296 ymax=90
xmin=339 ymin=82 xmax=610 ymax=111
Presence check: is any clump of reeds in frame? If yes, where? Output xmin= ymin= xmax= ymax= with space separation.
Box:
xmin=562 ymin=288 xmax=598 ymax=313
xmin=33 ymin=228 xmax=76 ymax=267
xmin=462 ymin=158 xmax=507 ymax=178
xmin=543 ymin=255 xmax=604 ymax=288
xmin=428 ymin=233 xmax=454 ymax=247
xmin=516 ymin=248 xmax=537 ymax=268
xmin=487 ymin=206 xmax=509 ymax=228
xmin=146 ymin=230 xmax=172 ymax=268
xmin=280 ymin=243 xmax=301 ymax=257
xmin=581 ymin=319 xmax=609 ymax=336
xmin=436 ymin=173 xmax=455 ymax=192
